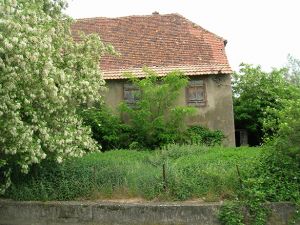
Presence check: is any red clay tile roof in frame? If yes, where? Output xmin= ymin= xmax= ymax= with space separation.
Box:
xmin=71 ymin=13 xmax=232 ymax=79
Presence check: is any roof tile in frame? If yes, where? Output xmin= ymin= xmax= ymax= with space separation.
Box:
xmin=72 ymin=13 xmax=232 ymax=79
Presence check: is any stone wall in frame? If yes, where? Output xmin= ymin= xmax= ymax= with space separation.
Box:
xmin=0 ymin=200 xmax=297 ymax=225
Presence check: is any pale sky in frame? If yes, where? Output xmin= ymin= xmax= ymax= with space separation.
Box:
xmin=65 ymin=0 xmax=300 ymax=72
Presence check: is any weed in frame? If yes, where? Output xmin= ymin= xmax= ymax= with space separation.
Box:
xmin=4 ymin=146 xmax=262 ymax=202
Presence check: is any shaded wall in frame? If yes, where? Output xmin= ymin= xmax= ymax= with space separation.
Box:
xmin=104 ymin=74 xmax=235 ymax=146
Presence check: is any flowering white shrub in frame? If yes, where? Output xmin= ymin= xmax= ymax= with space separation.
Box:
xmin=0 ymin=0 xmax=113 ymax=193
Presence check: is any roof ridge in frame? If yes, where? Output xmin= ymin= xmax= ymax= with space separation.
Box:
xmin=172 ymin=13 xmax=226 ymax=41
xmin=74 ymin=13 xmax=179 ymax=21
xmin=74 ymin=13 xmax=226 ymax=43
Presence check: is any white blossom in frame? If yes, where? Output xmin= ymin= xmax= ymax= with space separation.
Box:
xmin=4 ymin=39 xmax=13 ymax=50
xmin=21 ymin=165 xmax=29 ymax=174
xmin=0 ymin=0 xmax=115 ymax=194
xmin=56 ymin=156 xmax=63 ymax=163
xmin=41 ymin=153 xmax=47 ymax=159
xmin=11 ymin=37 xmax=18 ymax=44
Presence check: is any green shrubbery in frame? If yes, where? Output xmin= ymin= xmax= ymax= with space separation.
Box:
xmin=233 ymin=64 xmax=300 ymax=145
xmin=186 ymin=126 xmax=225 ymax=146
xmin=119 ymin=69 xmax=196 ymax=149
xmin=80 ymin=106 xmax=133 ymax=150
xmin=80 ymin=104 xmax=225 ymax=150
xmin=219 ymin=61 xmax=300 ymax=225
xmin=219 ymin=99 xmax=300 ymax=225
xmin=4 ymin=146 xmax=262 ymax=201
xmin=80 ymin=70 xmax=225 ymax=151
xmin=219 ymin=146 xmax=299 ymax=225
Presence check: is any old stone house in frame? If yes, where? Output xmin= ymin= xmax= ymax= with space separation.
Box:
xmin=72 ymin=12 xmax=235 ymax=146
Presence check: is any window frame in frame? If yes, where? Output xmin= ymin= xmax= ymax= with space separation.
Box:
xmin=186 ymin=78 xmax=207 ymax=107
xmin=123 ymin=82 xmax=140 ymax=106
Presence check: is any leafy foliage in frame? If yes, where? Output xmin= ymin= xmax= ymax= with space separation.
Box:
xmin=219 ymin=148 xmax=299 ymax=225
xmin=80 ymin=105 xmax=133 ymax=151
xmin=186 ymin=125 xmax=225 ymax=146
xmin=79 ymin=69 xmax=225 ymax=150
xmin=262 ymin=98 xmax=300 ymax=204
xmin=119 ymin=69 xmax=196 ymax=149
xmin=4 ymin=146 xmax=262 ymax=201
xmin=0 ymin=0 xmax=113 ymax=192
xmin=285 ymin=54 xmax=300 ymax=87
xmin=80 ymin=106 xmax=224 ymax=151
xmin=219 ymin=202 xmax=244 ymax=225
xmin=271 ymin=99 xmax=300 ymax=162
xmin=233 ymin=64 xmax=299 ymax=145
xmin=219 ymin=98 xmax=300 ymax=225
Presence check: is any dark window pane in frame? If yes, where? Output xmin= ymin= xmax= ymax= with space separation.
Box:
xmin=124 ymin=82 xmax=139 ymax=105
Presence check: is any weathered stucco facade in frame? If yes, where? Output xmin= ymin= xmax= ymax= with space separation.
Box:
xmin=104 ymin=74 xmax=235 ymax=146
xmin=73 ymin=12 xmax=236 ymax=146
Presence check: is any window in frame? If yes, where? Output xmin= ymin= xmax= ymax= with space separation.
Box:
xmin=186 ymin=79 xmax=206 ymax=106
xmin=123 ymin=82 xmax=139 ymax=105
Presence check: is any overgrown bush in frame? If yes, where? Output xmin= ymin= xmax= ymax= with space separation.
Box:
xmin=219 ymin=202 xmax=244 ymax=225
xmin=271 ymin=99 xmax=300 ymax=162
xmin=255 ymin=99 xmax=300 ymax=205
xmin=4 ymin=146 xmax=262 ymax=201
xmin=219 ymin=98 xmax=300 ymax=225
xmin=80 ymin=107 xmax=224 ymax=151
xmin=186 ymin=125 xmax=225 ymax=146
xmin=119 ymin=69 xmax=196 ymax=149
xmin=233 ymin=64 xmax=299 ymax=145
xmin=80 ymin=105 xmax=133 ymax=151
xmin=219 ymin=147 xmax=299 ymax=225
xmin=78 ymin=69 xmax=225 ymax=150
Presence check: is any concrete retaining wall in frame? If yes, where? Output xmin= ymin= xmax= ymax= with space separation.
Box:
xmin=0 ymin=200 xmax=297 ymax=225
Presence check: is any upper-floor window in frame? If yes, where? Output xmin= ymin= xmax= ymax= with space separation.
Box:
xmin=186 ymin=79 xmax=206 ymax=106
xmin=123 ymin=82 xmax=139 ymax=105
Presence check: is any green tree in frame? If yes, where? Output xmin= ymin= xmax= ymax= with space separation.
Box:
xmin=233 ymin=64 xmax=299 ymax=145
xmin=285 ymin=54 xmax=300 ymax=87
xmin=220 ymin=98 xmax=300 ymax=225
xmin=0 ymin=0 xmax=113 ymax=192
xmin=272 ymin=99 xmax=300 ymax=161
xmin=221 ymin=64 xmax=300 ymax=224
xmin=120 ymin=68 xmax=196 ymax=149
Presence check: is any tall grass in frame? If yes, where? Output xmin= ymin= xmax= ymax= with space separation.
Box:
xmin=4 ymin=145 xmax=263 ymax=201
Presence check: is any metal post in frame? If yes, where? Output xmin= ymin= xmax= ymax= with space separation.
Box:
xmin=236 ymin=164 xmax=243 ymax=188
xmin=163 ymin=163 xmax=167 ymax=191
